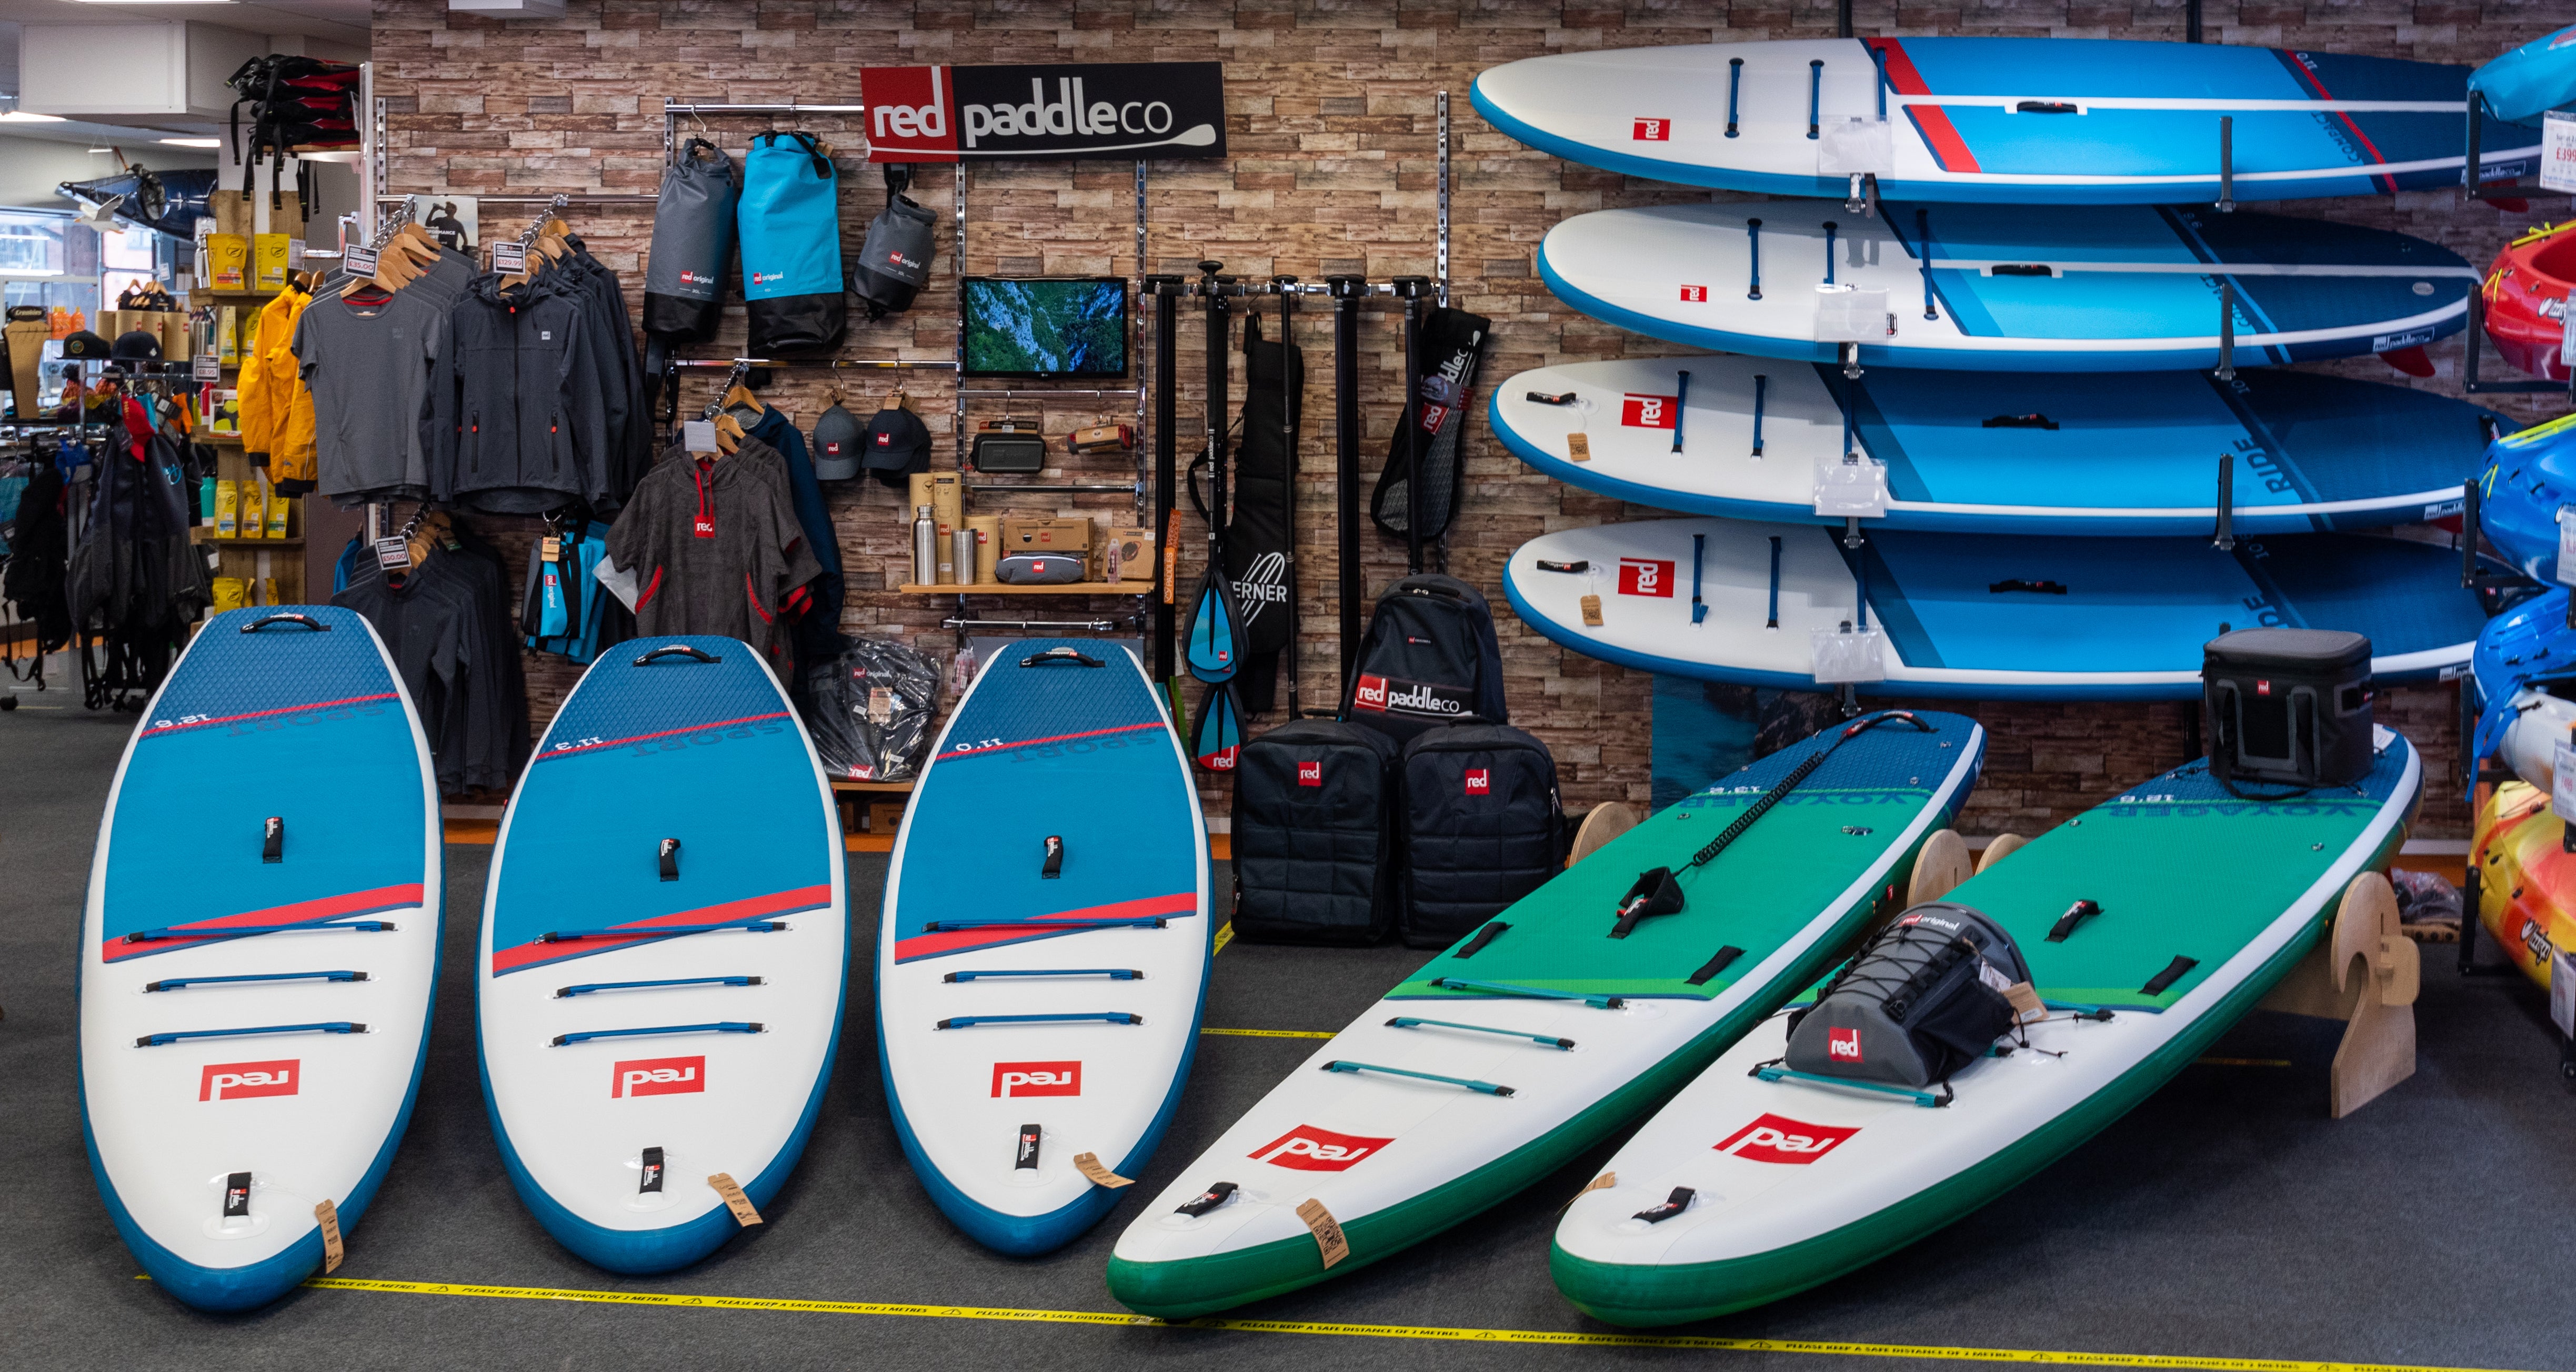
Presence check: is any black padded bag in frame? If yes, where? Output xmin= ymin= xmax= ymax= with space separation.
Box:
xmin=1231 ymin=720 xmax=1402 ymax=945
xmin=1398 ymin=724 xmax=1563 ymax=948
xmin=1342 ymin=573 xmax=1507 ymax=745
xmin=2202 ymin=628 xmax=2373 ymax=797
xmin=1785 ymin=902 xmax=2031 ymax=1089
xmin=1370 ymin=305 xmax=1492 ymax=544
xmin=643 ymin=139 xmax=740 ymax=343
xmin=1222 ymin=309 xmax=1302 ymax=713
xmin=853 ymin=166 xmax=937 ymax=322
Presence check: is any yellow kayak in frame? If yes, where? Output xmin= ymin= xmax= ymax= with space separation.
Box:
xmin=2471 ymin=781 xmax=2576 ymax=988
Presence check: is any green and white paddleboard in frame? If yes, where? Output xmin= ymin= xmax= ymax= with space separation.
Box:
xmin=1107 ymin=711 xmax=1985 ymax=1318
xmin=1551 ymin=726 xmax=2420 ymax=1326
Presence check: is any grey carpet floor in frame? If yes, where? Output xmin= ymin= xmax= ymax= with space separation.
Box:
xmin=4 ymin=702 xmax=2571 ymax=1371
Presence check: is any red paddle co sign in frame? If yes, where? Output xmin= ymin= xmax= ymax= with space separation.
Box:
xmin=860 ymin=63 xmax=1229 ymax=162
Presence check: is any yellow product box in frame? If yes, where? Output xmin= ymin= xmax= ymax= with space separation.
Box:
xmin=217 ymin=307 xmax=240 ymax=366
xmin=206 ymin=234 xmax=249 ymax=292
xmin=1003 ymin=516 xmax=1093 ymax=554
xmin=264 ymin=488 xmax=290 ymax=539
xmin=213 ymin=480 xmax=240 ymax=537
xmin=258 ymin=578 xmax=279 ymax=607
xmin=210 ymin=577 xmax=247 ymax=613
xmin=238 ymin=480 xmax=267 ymax=539
xmin=253 ymin=234 xmax=291 ymax=291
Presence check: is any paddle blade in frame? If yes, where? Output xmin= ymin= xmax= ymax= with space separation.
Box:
xmin=1191 ymin=682 xmax=1242 ymax=772
xmin=1184 ymin=567 xmax=1242 ymax=683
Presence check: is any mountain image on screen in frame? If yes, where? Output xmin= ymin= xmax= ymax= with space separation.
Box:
xmin=965 ymin=278 xmax=1129 ymax=377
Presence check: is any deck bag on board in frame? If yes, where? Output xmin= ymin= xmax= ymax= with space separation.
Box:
xmin=1369 ymin=305 xmax=1492 ymax=546
xmin=1785 ymin=902 xmax=2032 ymax=1090
xmin=853 ymin=165 xmax=937 ymax=322
xmin=643 ymin=138 xmax=740 ymax=377
xmin=1343 ymin=573 xmax=1508 ymax=744
xmin=739 ymin=130 xmax=846 ymax=355
xmin=1231 ymin=720 xmax=1402 ymax=945
xmin=2202 ymin=628 xmax=2373 ymax=798
xmin=1398 ymin=723 xmax=1564 ymax=948
xmin=803 ymin=637 xmax=941 ymax=782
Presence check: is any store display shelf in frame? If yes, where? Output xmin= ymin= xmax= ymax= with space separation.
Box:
xmin=897 ymin=582 xmax=1148 ymax=596
xmin=831 ymin=779 xmax=917 ymax=794
xmin=194 ymin=535 xmax=306 ymax=547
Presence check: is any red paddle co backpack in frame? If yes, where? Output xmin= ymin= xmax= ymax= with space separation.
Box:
xmin=1342 ymin=574 xmax=1508 ymax=743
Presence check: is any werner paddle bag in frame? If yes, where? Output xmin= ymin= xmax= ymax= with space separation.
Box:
xmin=2202 ymin=628 xmax=2373 ymax=798
xmin=854 ymin=165 xmax=937 ymax=322
xmin=1398 ymin=724 xmax=1564 ymax=947
xmin=739 ymin=130 xmax=846 ymax=355
xmin=644 ymin=139 xmax=740 ymax=347
xmin=1370 ymin=305 xmax=1492 ymax=546
xmin=1224 ymin=309 xmax=1302 ymax=713
xmin=1231 ymin=721 xmax=1402 ymax=945
xmin=1785 ymin=902 xmax=2032 ymax=1091
xmin=1344 ymin=573 xmax=1508 ymax=744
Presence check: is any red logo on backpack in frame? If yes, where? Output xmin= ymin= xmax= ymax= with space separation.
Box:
xmin=1828 ymin=1027 xmax=1862 ymax=1062
xmin=1352 ymin=674 xmax=1389 ymax=711
xmin=1297 ymin=761 xmax=1321 ymax=786
xmin=1465 ymin=769 xmax=1490 ymax=795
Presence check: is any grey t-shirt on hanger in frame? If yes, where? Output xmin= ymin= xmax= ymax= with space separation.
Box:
xmin=292 ymin=285 xmax=447 ymax=507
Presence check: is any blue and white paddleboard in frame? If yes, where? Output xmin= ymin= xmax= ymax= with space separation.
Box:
xmin=1537 ymin=203 xmax=2475 ymax=372
xmin=81 ymin=607 xmax=440 ymax=1311
xmin=1494 ymin=357 xmax=2500 ymax=535
xmin=879 ymin=640 xmax=1210 ymax=1256
xmin=479 ymin=636 xmax=845 ymax=1274
xmin=1506 ymin=519 xmax=2493 ymax=701
xmin=1475 ymin=38 xmax=2531 ymax=204
xmin=2469 ymin=24 xmax=2576 ymax=126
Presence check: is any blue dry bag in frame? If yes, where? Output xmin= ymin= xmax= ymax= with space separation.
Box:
xmin=739 ymin=130 xmax=846 ymax=355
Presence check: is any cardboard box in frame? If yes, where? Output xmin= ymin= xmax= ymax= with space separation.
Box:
xmin=211 ymin=189 xmax=305 ymax=239
xmin=1100 ymin=526 xmax=1156 ymax=583
xmin=206 ymin=235 xmax=249 ymax=292
xmin=1003 ymin=516 xmax=1094 ymax=555
xmin=253 ymin=234 xmax=292 ymax=291
xmin=906 ymin=471 xmax=963 ymax=583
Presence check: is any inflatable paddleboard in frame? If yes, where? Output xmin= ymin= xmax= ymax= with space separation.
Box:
xmin=1537 ymin=203 xmax=2474 ymax=372
xmin=81 ymin=607 xmax=440 ymax=1311
xmin=1494 ymin=357 xmax=2498 ymax=535
xmin=1553 ymin=728 xmax=2422 ymax=1325
xmin=1475 ymin=39 xmax=2528 ymax=205
xmin=879 ymin=640 xmax=1210 ymax=1256
xmin=1108 ymin=711 xmax=1984 ymax=1318
xmin=1506 ymin=518 xmax=2493 ymax=701
xmin=479 ymin=637 xmax=845 ymax=1274
xmin=2472 ymin=782 xmax=2576 ymax=993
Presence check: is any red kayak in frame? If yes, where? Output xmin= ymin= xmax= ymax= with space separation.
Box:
xmin=2482 ymin=220 xmax=2576 ymax=381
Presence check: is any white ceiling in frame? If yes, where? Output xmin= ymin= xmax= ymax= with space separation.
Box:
xmin=0 ymin=0 xmax=367 ymax=48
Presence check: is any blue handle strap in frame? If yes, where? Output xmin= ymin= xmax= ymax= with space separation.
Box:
xmin=936 ymin=1012 xmax=1142 ymax=1029
xmin=1690 ymin=533 xmax=1708 ymax=627
xmin=943 ymin=968 xmax=1142 ymax=983
xmin=923 ymin=917 xmax=1167 ymax=932
xmin=1917 ymin=208 xmax=1940 ymax=321
xmin=125 ymin=921 xmax=394 ymax=944
xmin=1427 ymin=976 xmax=1623 ymax=1010
xmin=1725 ymin=57 xmax=1743 ymax=137
xmin=1746 ymin=218 xmax=1763 ymax=300
xmin=552 ymin=1021 xmax=764 ymax=1046
xmin=1766 ymin=534 xmax=1783 ymax=629
xmin=1387 ymin=1016 xmax=1575 ymax=1050
xmin=540 ymin=922 xmax=783 ymax=943
xmin=1753 ymin=1063 xmax=1947 ymax=1108
xmin=1822 ymin=220 xmax=1838 ymax=286
xmin=1670 ymin=368 xmax=1690 ymax=455
xmin=556 ymin=976 xmax=763 ymax=998
xmin=137 ymin=1021 xmax=364 ymax=1047
xmin=144 ymin=970 xmax=366 ymax=992
xmin=1807 ymin=58 xmax=1824 ymax=139
xmin=1322 ymin=1060 xmax=1515 ymax=1097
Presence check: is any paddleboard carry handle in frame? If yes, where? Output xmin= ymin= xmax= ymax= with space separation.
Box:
xmin=1633 ymin=1187 xmax=1694 ymax=1224
xmin=2014 ymin=100 xmax=2078 ymax=114
xmin=943 ymin=967 xmax=1141 ymax=982
xmin=556 ymin=976 xmax=761 ymax=998
xmin=1689 ymin=533 xmax=1708 ymax=627
xmin=2217 ymin=115 xmax=2234 ymax=213
xmin=1451 ymin=920 xmax=1510 ymax=959
xmin=1807 ymin=59 xmax=1823 ymax=139
xmin=1321 ymin=1059 xmax=1515 ymax=1096
xmin=539 ymin=921 xmax=783 ymax=942
xmin=1749 ymin=374 xmax=1767 ymax=456
xmin=124 ymin=921 xmax=394 ymax=943
xmin=1821 ymin=221 xmax=1837 ymax=286
xmin=552 ymin=1021 xmax=763 ymax=1046
xmin=1981 ymin=413 xmax=2058 ymax=430
xmin=2047 ymin=899 xmax=2102 ymax=942
xmin=1387 ymin=1016 xmax=1575 ymax=1051
xmin=1724 ymin=58 xmax=1742 ymax=137
xmin=138 ymin=1021 xmax=365 ymax=1047
xmin=1915 ymin=208 xmax=1939 ymax=321
xmin=262 ymin=816 xmax=284 ymax=863
xmin=1686 ymin=945 xmax=1745 ymax=986
xmin=1021 ymin=647 xmax=1102 ymax=668
xmin=1767 ymin=535 xmax=1782 ymax=628
xmin=1753 ymin=1062 xmax=1948 ymax=1108
xmin=936 ymin=1012 xmax=1143 ymax=1029
xmin=1670 ymin=368 xmax=1689 ymax=454
xmin=240 ymin=612 xmax=328 ymax=633
xmin=1428 ymin=976 xmax=1623 ymax=1010
xmin=923 ymin=916 xmax=1167 ymax=932
xmin=2212 ymin=455 xmax=2236 ymax=550
xmin=146 ymin=970 xmax=366 ymax=992
xmin=1043 ymin=834 xmax=1065 ymax=879
xmin=658 ymin=837 xmax=680 ymax=882
xmin=2140 ymin=955 xmax=2200 ymax=996
xmin=1175 ymin=1181 xmax=1238 ymax=1217
xmin=634 ymin=644 xmax=721 ymax=666
xmin=1745 ymin=218 xmax=1762 ymax=300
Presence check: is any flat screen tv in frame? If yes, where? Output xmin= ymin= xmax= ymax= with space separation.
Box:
xmin=961 ymin=276 xmax=1130 ymax=379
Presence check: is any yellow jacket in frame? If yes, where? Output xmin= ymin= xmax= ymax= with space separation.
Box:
xmin=238 ymin=287 xmax=317 ymax=492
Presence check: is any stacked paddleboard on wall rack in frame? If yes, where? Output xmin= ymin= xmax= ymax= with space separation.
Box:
xmin=1476 ymin=35 xmax=2515 ymax=699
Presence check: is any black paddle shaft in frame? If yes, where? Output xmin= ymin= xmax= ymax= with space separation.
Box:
xmin=1147 ymin=275 xmax=1184 ymax=682
xmin=1276 ymin=274 xmax=1303 ymax=717
xmin=1200 ymin=261 xmax=1231 ymax=566
xmin=1328 ymin=275 xmax=1367 ymax=697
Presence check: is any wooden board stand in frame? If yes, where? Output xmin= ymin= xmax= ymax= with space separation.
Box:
xmin=2254 ymin=871 xmax=2420 ymax=1118
xmin=1905 ymin=829 xmax=1974 ymax=906
xmin=1567 ymin=802 xmax=1639 ymax=867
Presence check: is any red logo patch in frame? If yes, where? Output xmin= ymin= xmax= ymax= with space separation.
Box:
xmin=1465 ymin=768 xmax=1490 ymax=795
xmin=861 ymin=65 xmax=958 ymax=157
xmin=1621 ymin=393 xmax=1679 ymax=430
xmin=1352 ymin=674 xmax=1389 ymax=712
xmin=200 ymin=1058 xmax=298 ymax=1102
xmin=1828 ymin=1027 xmax=1863 ymax=1062
xmin=612 ymin=1055 xmax=706 ymax=1099
xmin=1250 ymin=1124 xmax=1393 ymax=1172
xmin=1618 ymin=558 xmax=1675 ymax=598
xmin=1297 ymin=760 xmax=1322 ymax=787
xmin=1678 ymin=284 xmax=1709 ymax=303
xmin=1715 ymin=1113 xmax=1860 ymax=1165
xmin=991 ymin=1060 xmax=1082 ymax=1097
xmin=1632 ymin=117 xmax=1671 ymax=142
xmin=2256 ymin=680 xmax=2271 ymax=696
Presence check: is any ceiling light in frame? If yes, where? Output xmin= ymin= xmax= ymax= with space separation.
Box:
xmin=65 ymin=1 xmax=238 ymax=5
xmin=0 ymin=112 xmax=69 ymax=124
xmin=159 ymin=138 xmax=222 ymax=148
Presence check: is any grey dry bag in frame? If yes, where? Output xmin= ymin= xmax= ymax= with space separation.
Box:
xmin=1785 ymin=901 xmax=2030 ymax=1090
xmin=644 ymin=138 xmax=739 ymax=342
xmin=854 ymin=165 xmax=937 ymax=322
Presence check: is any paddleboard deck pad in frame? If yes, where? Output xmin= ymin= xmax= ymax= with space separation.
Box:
xmin=1553 ymin=728 xmax=2421 ymax=1326
xmin=1506 ymin=518 xmax=2494 ymax=701
xmin=1107 ymin=711 xmax=1984 ymax=1318
xmin=879 ymin=640 xmax=1210 ymax=1256
xmin=1475 ymin=38 xmax=2527 ymax=204
xmin=1493 ymin=357 xmax=2498 ymax=534
xmin=81 ymin=606 xmax=441 ymax=1311
xmin=1538 ymin=202 xmax=2474 ymax=372
xmin=479 ymin=636 xmax=846 ymax=1274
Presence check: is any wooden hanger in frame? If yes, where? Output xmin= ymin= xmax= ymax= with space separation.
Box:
xmin=714 ymin=411 xmax=745 ymax=455
xmin=722 ymin=380 xmax=764 ymax=417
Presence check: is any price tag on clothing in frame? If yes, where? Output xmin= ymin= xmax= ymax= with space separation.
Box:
xmin=683 ymin=419 xmax=719 ymax=455
xmin=344 ymin=245 xmax=379 ymax=278
xmin=490 ymin=240 xmax=527 ymax=274
xmin=374 ymin=536 xmax=413 ymax=572
xmin=539 ymin=536 xmax=563 ymax=564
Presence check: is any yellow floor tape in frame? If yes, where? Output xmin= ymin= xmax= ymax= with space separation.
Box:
xmin=1212 ymin=922 xmax=1235 ymax=955
xmin=276 ymin=1277 xmax=2531 ymax=1371
xmin=1200 ymin=1027 xmax=1335 ymax=1040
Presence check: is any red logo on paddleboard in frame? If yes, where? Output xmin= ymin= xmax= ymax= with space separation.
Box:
xmin=1465 ymin=769 xmax=1490 ymax=795
xmin=1621 ymin=393 xmax=1679 ymax=430
xmin=1678 ymin=284 xmax=1709 ymax=303
xmin=1828 ymin=1027 xmax=1863 ymax=1062
xmin=1619 ymin=558 xmax=1675 ymax=598
xmin=1716 ymin=1113 xmax=1859 ymax=1165
xmin=1632 ymin=117 xmax=1671 ymax=142
xmin=612 ymin=1055 xmax=705 ymax=1098
xmin=200 ymin=1058 xmax=298 ymax=1102
xmin=1352 ymin=674 xmax=1389 ymax=712
xmin=1298 ymin=761 xmax=1322 ymax=786
xmin=1250 ymin=1124 xmax=1392 ymax=1172
xmin=991 ymin=1060 xmax=1082 ymax=1097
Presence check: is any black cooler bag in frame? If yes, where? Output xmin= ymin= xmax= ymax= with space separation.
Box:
xmin=2202 ymin=628 xmax=2373 ymax=794
xmin=1343 ymin=573 xmax=1508 ymax=744
xmin=1398 ymin=724 xmax=1563 ymax=947
xmin=1230 ymin=721 xmax=1402 ymax=945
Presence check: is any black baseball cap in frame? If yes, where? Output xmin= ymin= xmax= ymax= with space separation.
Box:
xmin=860 ymin=404 xmax=933 ymax=489
xmin=60 ymin=329 xmax=115 ymax=360
xmin=811 ymin=401 xmax=864 ymax=481
xmin=112 ymin=330 xmax=162 ymax=361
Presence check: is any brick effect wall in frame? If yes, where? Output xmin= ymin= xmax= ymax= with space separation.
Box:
xmin=374 ymin=0 xmax=2567 ymax=839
